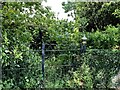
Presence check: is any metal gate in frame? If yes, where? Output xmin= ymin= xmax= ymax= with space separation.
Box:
xmin=2 ymin=43 xmax=120 ymax=89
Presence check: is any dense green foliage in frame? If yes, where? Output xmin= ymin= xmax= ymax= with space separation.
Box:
xmin=1 ymin=1 xmax=120 ymax=89
xmin=62 ymin=2 xmax=120 ymax=32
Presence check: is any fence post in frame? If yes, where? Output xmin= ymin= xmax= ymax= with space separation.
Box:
xmin=42 ymin=42 xmax=45 ymax=86
xmin=80 ymin=34 xmax=87 ymax=53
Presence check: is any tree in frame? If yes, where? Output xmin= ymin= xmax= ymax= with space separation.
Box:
xmin=1 ymin=2 xmax=56 ymax=88
xmin=62 ymin=2 xmax=120 ymax=32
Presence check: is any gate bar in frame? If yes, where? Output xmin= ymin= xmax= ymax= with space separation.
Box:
xmin=42 ymin=42 xmax=45 ymax=81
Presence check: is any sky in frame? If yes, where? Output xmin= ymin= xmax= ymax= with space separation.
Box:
xmin=41 ymin=0 xmax=74 ymax=21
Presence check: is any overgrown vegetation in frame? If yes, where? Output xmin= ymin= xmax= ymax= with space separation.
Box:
xmin=1 ymin=1 xmax=120 ymax=89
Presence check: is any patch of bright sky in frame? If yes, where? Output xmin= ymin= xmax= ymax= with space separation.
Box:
xmin=41 ymin=0 xmax=74 ymax=21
